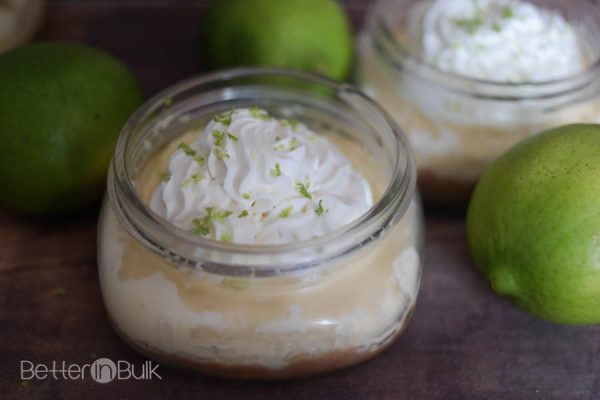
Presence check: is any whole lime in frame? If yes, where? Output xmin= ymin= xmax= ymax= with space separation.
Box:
xmin=0 ymin=41 xmax=143 ymax=214
xmin=200 ymin=0 xmax=353 ymax=81
xmin=467 ymin=124 xmax=600 ymax=324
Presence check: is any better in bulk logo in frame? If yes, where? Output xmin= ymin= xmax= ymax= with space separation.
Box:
xmin=21 ymin=358 xmax=162 ymax=383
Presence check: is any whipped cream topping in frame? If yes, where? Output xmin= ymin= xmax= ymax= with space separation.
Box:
xmin=150 ymin=108 xmax=373 ymax=245
xmin=406 ymin=0 xmax=590 ymax=82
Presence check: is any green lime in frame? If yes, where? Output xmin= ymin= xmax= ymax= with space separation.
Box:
xmin=201 ymin=0 xmax=353 ymax=81
xmin=0 ymin=41 xmax=143 ymax=214
xmin=467 ymin=124 xmax=600 ymax=324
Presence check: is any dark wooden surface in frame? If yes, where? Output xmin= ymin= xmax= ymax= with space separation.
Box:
xmin=1 ymin=1 xmax=599 ymax=399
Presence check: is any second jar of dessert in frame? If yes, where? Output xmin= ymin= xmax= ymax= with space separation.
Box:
xmin=97 ymin=68 xmax=423 ymax=380
xmin=358 ymin=0 xmax=600 ymax=205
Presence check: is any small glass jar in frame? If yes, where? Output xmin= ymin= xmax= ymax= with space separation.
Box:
xmin=97 ymin=68 xmax=424 ymax=380
xmin=0 ymin=0 xmax=45 ymax=53
xmin=357 ymin=0 xmax=600 ymax=205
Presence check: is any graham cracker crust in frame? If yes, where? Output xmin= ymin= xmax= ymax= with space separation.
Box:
xmin=111 ymin=306 xmax=415 ymax=381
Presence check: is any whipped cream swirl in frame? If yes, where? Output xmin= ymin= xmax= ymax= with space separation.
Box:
xmin=150 ymin=108 xmax=373 ymax=245
xmin=406 ymin=0 xmax=590 ymax=82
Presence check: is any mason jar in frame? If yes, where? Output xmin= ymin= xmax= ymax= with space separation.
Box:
xmin=357 ymin=0 xmax=600 ymax=205
xmin=97 ymin=68 xmax=424 ymax=380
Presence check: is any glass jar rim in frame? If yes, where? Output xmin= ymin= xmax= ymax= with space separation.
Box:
xmin=108 ymin=67 xmax=417 ymax=275
xmin=366 ymin=0 xmax=600 ymax=99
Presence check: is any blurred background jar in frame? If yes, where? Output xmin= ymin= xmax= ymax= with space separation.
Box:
xmin=0 ymin=0 xmax=45 ymax=53
xmin=357 ymin=0 xmax=600 ymax=206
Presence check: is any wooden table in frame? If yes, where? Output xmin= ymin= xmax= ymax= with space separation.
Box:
xmin=1 ymin=1 xmax=599 ymax=399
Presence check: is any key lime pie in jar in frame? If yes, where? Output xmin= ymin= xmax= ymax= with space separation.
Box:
xmin=97 ymin=69 xmax=423 ymax=379
xmin=358 ymin=0 xmax=600 ymax=205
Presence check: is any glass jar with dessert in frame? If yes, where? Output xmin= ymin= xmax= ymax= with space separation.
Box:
xmin=358 ymin=0 xmax=600 ymax=205
xmin=97 ymin=68 xmax=424 ymax=380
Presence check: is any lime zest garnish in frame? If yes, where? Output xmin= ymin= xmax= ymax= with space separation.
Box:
xmin=211 ymin=130 xmax=239 ymax=146
xmin=182 ymin=173 xmax=204 ymax=188
xmin=190 ymin=216 xmax=211 ymax=236
xmin=214 ymin=148 xmax=230 ymax=160
xmin=242 ymin=192 xmax=251 ymax=200
xmin=214 ymin=110 xmax=233 ymax=126
xmin=190 ymin=207 xmax=233 ymax=236
xmin=280 ymin=119 xmax=299 ymax=131
xmin=249 ymin=106 xmax=271 ymax=121
xmin=297 ymin=182 xmax=312 ymax=200
xmin=315 ymin=199 xmax=326 ymax=216
xmin=453 ymin=15 xmax=483 ymax=34
xmin=215 ymin=210 xmax=233 ymax=220
xmin=178 ymin=142 xmax=196 ymax=156
xmin=220 ymin=232 xmax=232 ymax=243
xmin=162 ymin=97 xmax=173 ymax=106
xmin=279 ymin=205 xmax=293 ymax=218
xmin=178 ymin=143 xmax=205 ymax=164
xmin=274 ymin=137 xmax=299 ymax=152
xmin=270 ymin=163 xmax=282 ymax=177
xmin=502 ymin=6 xmax=513 ymax=19
xmin=238 ymin=210 xmax=249 ymax=218
xmin=212 ymin=130 xmax=225 ymax=147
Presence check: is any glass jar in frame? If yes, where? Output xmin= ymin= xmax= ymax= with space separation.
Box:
xmin=0 ymin=0 xmax=45 ymax=53
xmin=97 ymin=68 xmax=424 ymax=380
xmin=357 ymin=0 xmax=600 ymax=205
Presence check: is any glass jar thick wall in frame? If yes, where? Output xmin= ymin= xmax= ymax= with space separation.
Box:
xmin=358 ymin=0 xmax=600 ymax=205
xmin=97 ymin=69 xmax=424 ymax=379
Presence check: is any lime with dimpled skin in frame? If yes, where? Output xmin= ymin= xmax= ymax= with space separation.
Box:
xmin=467 ymin=124 xmax=600 ymax=324
xmin=0 ymin=41 xmax=143 ymax=214
xmin=200 ymin=0 xmax=354 ymax=81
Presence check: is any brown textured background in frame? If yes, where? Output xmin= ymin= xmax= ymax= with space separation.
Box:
xmin=1 ymin=1 xmax=599 ymax=399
